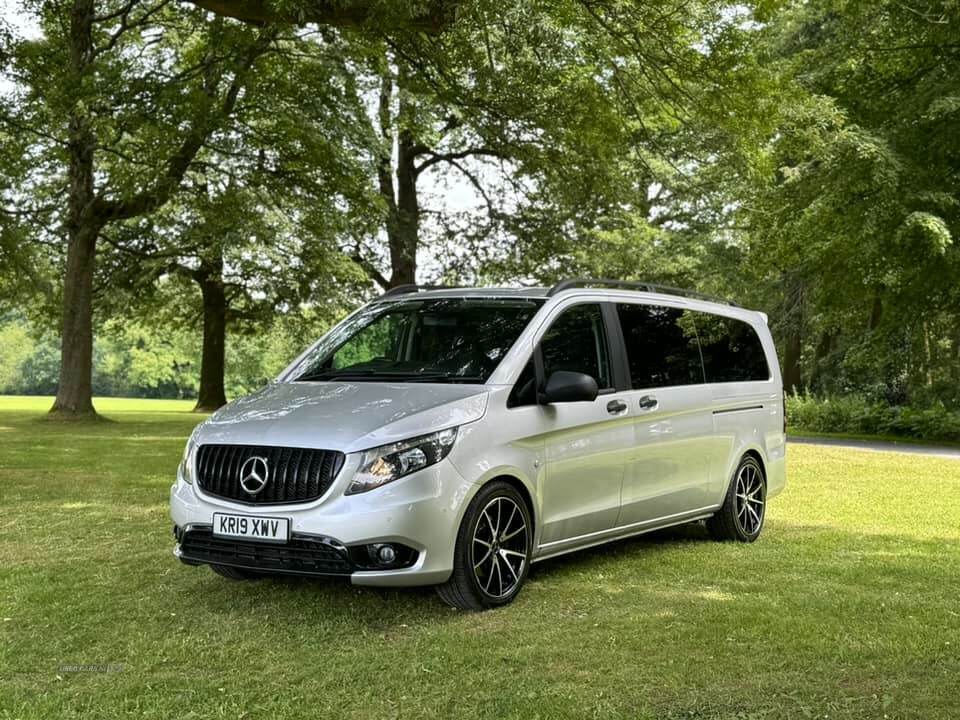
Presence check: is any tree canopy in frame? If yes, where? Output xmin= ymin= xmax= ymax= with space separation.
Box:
xmin=1 ymin=0 xmax=958 ymax=414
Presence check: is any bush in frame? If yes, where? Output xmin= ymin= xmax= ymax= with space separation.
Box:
xmin=786 ymin=394 xmax=960 ymax=443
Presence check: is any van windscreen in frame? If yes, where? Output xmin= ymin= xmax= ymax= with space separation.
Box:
xmin=291 ymin=298 xmax=543 ymax=384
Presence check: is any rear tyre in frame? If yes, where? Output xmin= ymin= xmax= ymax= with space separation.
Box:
xmin=437 ymin=481 xmax=532 ymax=611
xmin=707 ymin=455 xmax=766 ymax=542
xmin=210 ymin=564 xmax=264 ymax=581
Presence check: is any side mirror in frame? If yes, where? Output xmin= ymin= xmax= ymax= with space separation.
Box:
xmin=541 ymin=370 xmax=599 ymax=404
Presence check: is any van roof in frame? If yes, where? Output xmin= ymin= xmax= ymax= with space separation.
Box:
xmin=377 ymin=279 xmax=742 ymax=311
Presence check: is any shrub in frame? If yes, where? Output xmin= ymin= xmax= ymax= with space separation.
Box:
xmin=785 ymin=393 xmax=960 ymax=443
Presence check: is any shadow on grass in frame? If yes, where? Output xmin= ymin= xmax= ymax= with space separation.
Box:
xmin=183 ymin=518 xmax=960 ymax=622
xmin=528 ymin=521 xmax=712 ymax=581
xmin=174 ymin=523 xmax=719 ymax=621
xmin=39 ymin=411 xmax=117 ymax=425
xmin=177 ymin=560 xmax=453 ymax=627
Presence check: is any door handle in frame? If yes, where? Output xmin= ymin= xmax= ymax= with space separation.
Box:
xmin=637 ymin=395 xmax=658 ymax=410
xmin=606 ymin=399 xmax=628 ymax=415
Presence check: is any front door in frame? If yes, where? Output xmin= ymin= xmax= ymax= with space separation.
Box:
xmin=535 ymin=303 xmax=633 ymax=545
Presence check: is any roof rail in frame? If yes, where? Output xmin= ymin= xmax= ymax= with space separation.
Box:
xmin=379 ymin=283 xmax=454 ymax=298
xmin=547 ymin=278 xmax=740 ymax=307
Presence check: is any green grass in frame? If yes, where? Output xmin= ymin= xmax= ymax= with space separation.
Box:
xmin=2 ymin=396 xmax=960 ymax=719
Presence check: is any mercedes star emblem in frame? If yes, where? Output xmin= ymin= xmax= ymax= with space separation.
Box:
xmin=239 ymin=455 xmax=270 ymax=495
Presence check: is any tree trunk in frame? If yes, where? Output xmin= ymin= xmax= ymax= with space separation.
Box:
xmin=194 ymin=259 xmax=228 ymax=412
xmin=868 ymin=293 xmax=883 ymax=331
xmin=780 ymin=274 xmax=804 ymax=395
xmin=951 ymin=326 xmax=960 ymax=389
xmin=375 ymin=66 xmax=421 ymax=289
xmin=51 ymin=0 xmax=99 ymax=419
xmin=52 ymin=223 xmax=98 ymax=417
xmin=388 ymin=128 xmax=420 ymax=288
xmin=809 ymin=329 xmax=835 ymax=394
xmin=782 ymin=325 xmax=803 ymax=395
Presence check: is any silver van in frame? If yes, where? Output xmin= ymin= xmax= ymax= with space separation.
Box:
xmin=171 ymin=279 xmax=786 ymax=610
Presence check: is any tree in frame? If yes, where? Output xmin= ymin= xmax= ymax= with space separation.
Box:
xmin=103 ymin=179 xmax=367 ymax=410
xmin=738 ymin=0 xmax=960 ymax=405
xmin=95 ymin=27 xmax=376 ymax=411
xmin=1 ymin=1 xmax=275 ymax=417
xmin=340 ymin=1 xmax=770 ymax=290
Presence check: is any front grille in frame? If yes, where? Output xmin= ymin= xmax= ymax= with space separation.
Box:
xmin=196 ymin=444 xmax=344 ymax=505
xmin=179 ymin=528 xmax=353 ymax=575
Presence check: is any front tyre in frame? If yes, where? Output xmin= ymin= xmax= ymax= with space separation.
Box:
xmin=708 ymin=455 xmax=766 ymax=542
xmin=437 ymin=481 xmax=532 ymax=611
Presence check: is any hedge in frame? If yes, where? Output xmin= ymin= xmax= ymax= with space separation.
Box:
xmin=786 ymin=394 xmax=960 ymax=443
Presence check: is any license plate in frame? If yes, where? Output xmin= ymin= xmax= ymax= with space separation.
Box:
xmin=212 ymin=513 xmax=289 ymax=543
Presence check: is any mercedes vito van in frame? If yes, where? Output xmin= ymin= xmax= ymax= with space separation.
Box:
xmin=171 ymin=279 xmax=786 ymax=610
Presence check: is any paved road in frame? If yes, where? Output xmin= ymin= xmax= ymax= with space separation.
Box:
xmin=789 ymin=435 xmax=960 ymax=460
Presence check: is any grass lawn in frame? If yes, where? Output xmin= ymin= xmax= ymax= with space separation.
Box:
xmin=2 ymin=395 xmax=959 ymax=719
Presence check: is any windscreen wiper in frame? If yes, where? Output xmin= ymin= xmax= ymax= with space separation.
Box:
xmin=405 ymin=373 xmax=485 ymax=383
xmin=296 ymin=368 xmax=384 ymax=381
xmin=298 ymin=369 xmax=484 ymax=383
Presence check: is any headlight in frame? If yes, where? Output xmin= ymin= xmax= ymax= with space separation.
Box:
xmin=178 ymin=432 xmax=199 ymax=485
xmin=347 ymin=427 xmax=458 ymax=495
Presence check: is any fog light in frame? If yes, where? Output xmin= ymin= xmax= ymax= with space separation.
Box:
xmin=376 ymin=544 xmax=397 ymax=564
xmin=347 ymin=542 xmax=418 ymax=569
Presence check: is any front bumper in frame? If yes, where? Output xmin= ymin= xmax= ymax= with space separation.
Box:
xmin=175 ymin=525 xmax=359 ymax=576
xmin=170 ymin=456 xmax=473 ymax=587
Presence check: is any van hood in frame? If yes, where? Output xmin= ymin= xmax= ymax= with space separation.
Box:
xmin=197 ymin=381 xmax=489 ymax=454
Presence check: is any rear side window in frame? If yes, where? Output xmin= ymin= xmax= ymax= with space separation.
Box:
xmin=540 ymin=303 xmax=612 ymax=389
xmin=695 ymin=313 xmax=770 ymax=382
xmin=616 ymin=304 xmax=704 ymax=389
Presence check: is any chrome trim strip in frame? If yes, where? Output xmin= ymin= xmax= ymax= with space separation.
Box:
xmin=713 ymin=404 xmax=764 ymax=415
xmin=533 ymin=511 xmax=716 ymax=563
xmin=536 ymin=504 xmax=720 ymax=551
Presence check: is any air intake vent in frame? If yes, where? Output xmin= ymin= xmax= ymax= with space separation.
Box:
xmin=196 ymin=444 xmax=344 ymax=505
xmin=179 ymin=528 xmax=353 ymax=575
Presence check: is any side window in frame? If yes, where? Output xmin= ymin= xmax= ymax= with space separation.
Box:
xmin=507 ymin=360 xmax=537 ymax=408
xmin=616 ymin=303 xmax=704 ymax=389
xmin=540 ymin=304 xmax=612 ymax=389
xmin=695 ymin=313 xmax=770 ymax=382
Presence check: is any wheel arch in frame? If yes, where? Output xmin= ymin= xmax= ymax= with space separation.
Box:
xmin=718 ymin=444 xmax=768 ymax=500
xmin=484 ymin=473 xmax=537 ymax=533
xmin=453 ymin=468 xmax=539 ymax=545
xmin=742 ymin=449 xmax=767 ymax=481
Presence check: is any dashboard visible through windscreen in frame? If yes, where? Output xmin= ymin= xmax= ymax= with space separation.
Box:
xmin=293 ymin=298 xmax=544 ymax=384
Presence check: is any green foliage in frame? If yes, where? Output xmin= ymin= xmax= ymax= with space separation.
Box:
xmin=331 ymin=314 xmax=398 ymax=369
xmin=787 ymin=393 xmax=960 ymax=443
xmin=225 ymin=310 xmax=339 ymax=396
xmin=1 ymin=0 xmax=958 ymax=413
xmin=0 ymin=313 xmax=334 ymax=400
xmin=736 ymin=0 xmax=960 ymax=406
xmin=0 ymin=319 xmax=33 ymax=390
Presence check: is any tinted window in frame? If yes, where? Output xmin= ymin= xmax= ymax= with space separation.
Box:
xmin=617 ymin=304 xmax=704 ymax=389
xmin=541 ymin=304 xmax=612 ymax=389
xmin=695 ymin=313 xmax=770 ymax=382
xmin=508 ymin=360 xmax=537 ymax=408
